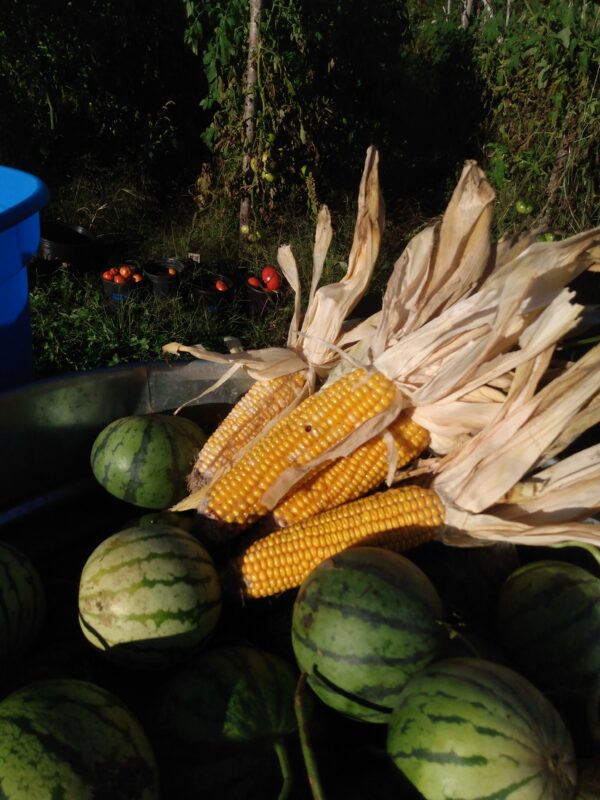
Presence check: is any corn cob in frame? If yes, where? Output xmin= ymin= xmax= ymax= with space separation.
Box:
xmin=228 ymin=485 xmax=445 ymax=599
xmin=204 ymin=367 xmax=398 ymax=527
xmin=188 ymin=370 xmax=307 ymax=491
xmin=272 ymin=412 xmax=430 ymax=527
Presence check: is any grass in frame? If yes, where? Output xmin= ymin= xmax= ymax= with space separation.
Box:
xmin=30 ymin=169 xmax=430 ymax=379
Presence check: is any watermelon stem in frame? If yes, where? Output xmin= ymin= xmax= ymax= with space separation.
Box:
xmin=295 ymin=672 xmax=327 ymax=800
xmin=441 ymin=622 xmax=481 ymax=659
xmin=274 ymin=737 xmax=294 ymax=800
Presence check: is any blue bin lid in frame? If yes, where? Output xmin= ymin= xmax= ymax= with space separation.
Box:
xmin=0 ymin=166 xmax=49 ymax=233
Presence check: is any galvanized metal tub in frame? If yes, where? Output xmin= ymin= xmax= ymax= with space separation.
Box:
xmin=0 ymin=360 xmax=251 ymax=555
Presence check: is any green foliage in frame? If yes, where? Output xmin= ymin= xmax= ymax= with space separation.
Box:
xmin=475 ymin=0 xmax=600 ymax=234
xmin=0 ymin=0 xmax=206 ymax=186
xmin=182 ymin=0 xmax=415 ymax=219
xmin=29 ymin=266 xmax=216 ymax=376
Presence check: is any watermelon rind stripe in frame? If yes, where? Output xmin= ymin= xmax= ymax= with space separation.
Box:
xmin=386 ymin=657 xmax=576 ymax=800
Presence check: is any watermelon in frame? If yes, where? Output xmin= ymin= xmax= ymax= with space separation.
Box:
xmin=0 ymin=678 xmax=159 ymax=799
xmin=387 ymin=657 xmax=577 ymax=800
xmin=90 ymin=413 xmax=207 ymax=509
xmin=150 ymin=645 xmax=298 ymax=799
xmin=291 ymin=547 xmax=447 ymax=723
xmin=497 ymin=559 xmax=600 ymax=692
xmin=78 ymin=524 xmax=221 ymax=668
xmin=150 ymin=644 xmax=298 ymax=745
xmin=0 ymin=541 xmax=45 ymax=673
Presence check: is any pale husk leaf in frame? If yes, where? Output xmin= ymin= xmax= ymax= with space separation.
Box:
xmin=307 ymin=205 xmax=334 ymax=309
xmin=440 ymin=505 xmax=600 ymax=549
xmin=411 ymin=400 xmax=504 ymax=455
xmin=371 ymin=161 xmax=495 ymax=359
xmin=544 ymin=392 xmax=600 ymax=461
xmin=432 ymin=342 xmax=600 ymax=514
xmin=162 ymin=342 xmax=306 ymax=381
xmin=296 ymin=146 xmax=384 ymax=369
xmin=374 ymin=223 xmax=600 ymax=407
xmin=277 ymin=244 xmax=302 ymax=349
xmin=492 ymin=443 xmax=600 ymax=523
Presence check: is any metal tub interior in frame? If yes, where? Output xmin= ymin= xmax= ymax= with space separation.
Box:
xmin=0 ymin=360 xmax=251 ymax=555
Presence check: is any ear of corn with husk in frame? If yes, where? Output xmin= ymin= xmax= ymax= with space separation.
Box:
xmin=166 ymin=153 xmax=600 ymax=599
xmin=227 ymin=341 xmax=600 ymax=599
xmin=173 ymin=157 xmax=502 ymax=514
xmin=193 ymin=222 xmax=599 ymax=530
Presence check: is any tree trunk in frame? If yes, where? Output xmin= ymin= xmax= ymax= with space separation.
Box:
xmin=461 ymin=0 xmax=475 ymax=28
xmin=239 ymin=0 xmax=262 ymax=244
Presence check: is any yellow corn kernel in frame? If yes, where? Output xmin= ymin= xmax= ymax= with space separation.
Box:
xmin=273 ymin=412 xmax=430 ymax=527
xmin=228 ymin=485 xmax=445 ymax=598
xmin=205 ymin=368 xmax=397 ymax=527
xmin=188 ymin=370 xmax=307 ymax=491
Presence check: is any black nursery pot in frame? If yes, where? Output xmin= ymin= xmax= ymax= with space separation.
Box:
xmin=143 ymin=259 xmax=185 ymax=297
xmin=197 ymin=274 xmax=234 ymax=314
xmin=245 ymin=282 xmax=278 ymax=317
xmin=102 ymin=274 xmax=143 ymax=304
xmin=37 ymin=221 xmax=100 ymax=269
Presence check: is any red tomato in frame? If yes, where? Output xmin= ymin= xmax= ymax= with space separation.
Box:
xmin=263 ymin=272 xmax=281 ymax=291
xmin=132 ymin=273 xmax=143 ymax=283
xmin=247 ymin=276 xmax=262 ymax=289
xmin=215 ymin=279 xmax=229 ymax=292
xmin=261 ymin=265 xmax=278 ymax=283
xmin=110 ymin=267 xmax=119 ymax=275
xmin=167 ymin=267 xmax=178 ymax=276
xmin=102 ymin=270 xmax=114 ymax=282
xmin=119 ymin=265 xmax=133 ymax=279
xmin=113 ymin=275 xmax=127 ymax=285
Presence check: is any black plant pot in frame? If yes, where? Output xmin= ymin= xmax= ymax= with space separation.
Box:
xmin=143 ymin=259 xmax=186 ymax=297
xmin=37 ymin=222 xmax=100 ymax=268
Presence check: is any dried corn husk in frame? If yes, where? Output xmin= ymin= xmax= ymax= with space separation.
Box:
xmin=326 ymin=160 xmax=497 ymax=383
xmin=433 ymin=342 xmax=600 ymax=550
xmin=251 ymin=226 xmax=600 ymax=514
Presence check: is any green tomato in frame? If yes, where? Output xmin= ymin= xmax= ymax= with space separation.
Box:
xmin=240 ymin=224 xmax=250 ymax=235
xmin=250 ymin=157 xmax=258 ymax=173
xmin=515 ymin=199 xmax=533 ymax=215
xmin=261 ymin=171 xmax=275 ymax=183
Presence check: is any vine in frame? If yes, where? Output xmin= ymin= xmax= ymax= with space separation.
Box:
xmin=475 ymin=0 xmax=600 ymax=233
xmin=183 ymin=0 xmax=324 ymax=231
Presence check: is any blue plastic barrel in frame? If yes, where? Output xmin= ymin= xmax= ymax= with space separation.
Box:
xmin=0 ymin=166 xmax=49 ymax=389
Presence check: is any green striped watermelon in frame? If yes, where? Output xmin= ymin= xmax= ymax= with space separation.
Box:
xmin=497 ymin=559 xmax=600 ymax=692
xmin=78 ymin=524 xmax=221 ymax=668
xmin=151 ymin=644 xmax=298 ymax=745
xmin=0 ymin=678 xmax=159 ymax=799
xmin=387 ymin=657 xmax=577 ymax=800
xmin=90 ymin=413 xmax=207 ymax=509
xmin=149 ymin=645 xmax=298 ymax=800
xmin=0 ymin=541 xmax=45 ymax=672
xmin=291 ymin=547 xmax=446 ymax=723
